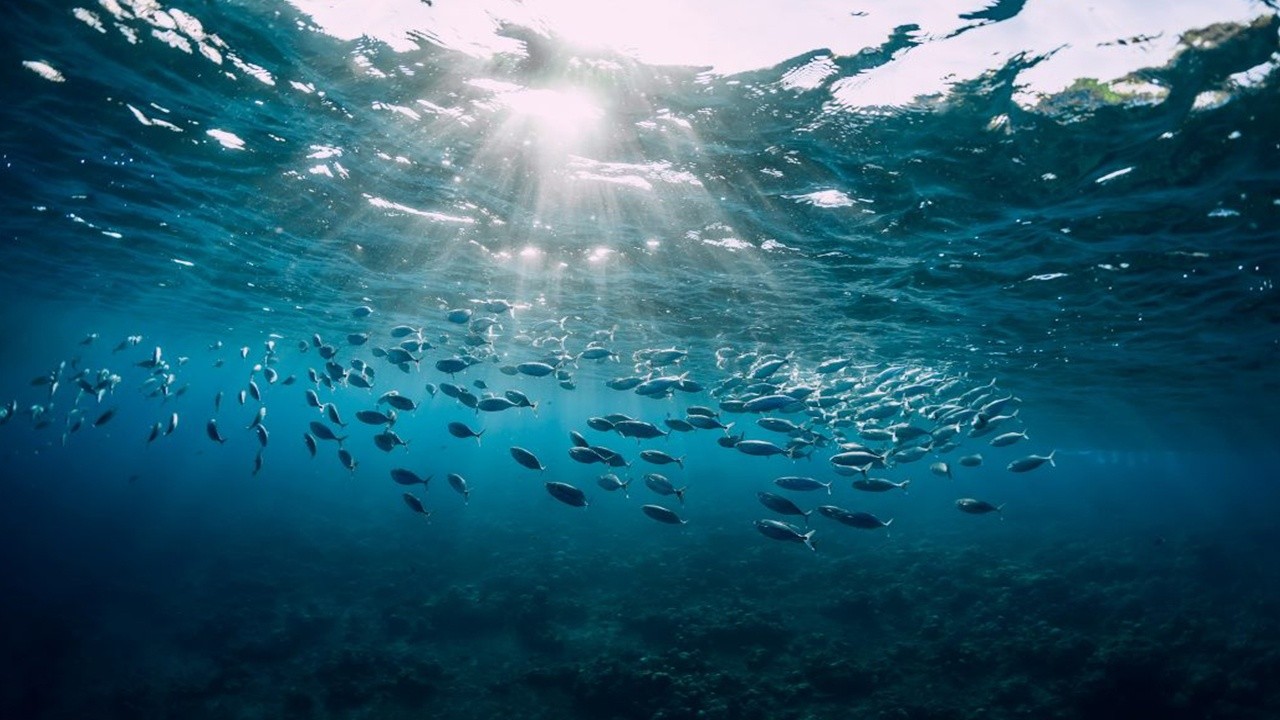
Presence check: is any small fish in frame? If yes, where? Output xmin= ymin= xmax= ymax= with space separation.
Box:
xmin=402 ymin=492 xmax=430 ymax=518
xmin=207 ymin=419 xmax=227 ymax=444
xmin=817 ymin=505 xmax=892 ymax=531
xmin=956 ymin=498 xmax=1004 ymax=515
xmin=1007 ymin=451 xmax=1056 ymax=473
xmin=990 ymin=430 xmax=1029 ymax=447
xmin=308 ymin=421 xmax=346 ymax=445
xmin=447 ymin=473 xmax=470 ymax=503
xmin=351 ymin=305 xmax=374 ymax=318
xmin=569 ymin=447 xmax=606 ymax=465
xmin=447 ymin=421 xmax=484 ymax=445
xmin=247 ymin=406 xmax=267 ymax=430
xmin=546 ymin=481 xmax=587 ymax=507
xmin=510 ymin=446 xmax=545 ymax=471
xmin=852 ymin=477 xmax=910 ymax=493
xmin=614 ymin=420 xmax=667 ymax=440
xmin=338 ymin=448 xmax=358 ymax=474
xmin=664 ymin=416 xmax=696 ymax=433
xmin=165 ymin=413 xmax=179 ymax=436
xmin=253 ymin=451 xmax=264 ymax=476
xmin=754 ymin=519 xmax=816 ymax=551
xmin=214 ymin=390 xmax=223 ymax=412
xmin=324 ymin=403 xmax=347 ymax=427
xmin=303 ymin=433 xmax=317 ymax=458
xmin=757 ymin=417 xmax=806 ymax=434
xmin=373 ymin=429 xmax=409 ymax=452
xmin=516 ymin=361 xmax=556 ymax=377
xmin=146 ymin=422 xmax=162 ymax=444
xmin=639 ymin=449 xmax=684 ymax=469
xmin=596 ymin=473 xmax=631 ymax=498
xmin=958 ymin=454 xmax=983 ymax=467
xmin=94 ymin=407 xmax=118 ymax=427
xmin=391 ymin=468 xmax=430 ymax=487
xmin=569 ymin=430 xmax=590 ymax=448
xmin=356 ymin=409 xmax=396 ymax=426
xmin=503 ymin=389 xmax=536 ymax=410
xmin=390 ymin=325 xmax=418 ymax=338
xmin=606 ymin=376 xmax=644 ymax=391
xmin=642 ymin=504 xmax=686 ymax=525
xmin=255 ymin=424 xmax=269 ymax=448
xmin=773 ymin=476 xmax=831 ymax=494
xmin=477 ymin=396 xmax=519 ymax=413
xmin=382 ymin=394 xmax=417 ymax=412
xmin=929 ymin=462 xmax=952 ymax=479
xmin=757 ymin=492 xmax=811 ymax=526
xmin=735 ymin=439 xmax=792 ymax=458
xmin=717 ymin=432 xmax=745 ymax=449
xmin=644 ymin=473 xmax=686 ymax=504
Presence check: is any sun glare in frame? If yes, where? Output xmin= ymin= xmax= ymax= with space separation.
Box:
xmin=499 ymin=87 xmax=603 ymax=137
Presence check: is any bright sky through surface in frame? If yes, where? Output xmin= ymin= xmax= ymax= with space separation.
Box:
xmin=288 ymin=0 xmax=1270 ymax=104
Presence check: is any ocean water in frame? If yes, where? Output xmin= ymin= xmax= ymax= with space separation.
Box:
xmin=2 ymin=1 xmax=1280 ymax=718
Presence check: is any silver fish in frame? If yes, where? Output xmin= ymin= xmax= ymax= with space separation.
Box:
xmin=641 ymin=504 xmax=684 ymax=524
xmin=1007 ymin=451 xmax=1056 ymax=473
xmin=447 ymin=473 xmax=470 ymax=503
xmin=510 ymin=446 xmax=545 ymax=471
xmin=545 ymin=481 xmax=587 ymax=507
xmin=206 ymin=419 xmax=226 ymax=444
xmin=754 ymin=519 xmax=815 ymax=550
xmin=956 ymin=498 xmax=1004 ymax=515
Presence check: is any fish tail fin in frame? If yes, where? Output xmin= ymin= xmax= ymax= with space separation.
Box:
xmin=884 ymin=518 xmax=894 ymax=527
xmin=677 ymin=456 xmax=685 ymax=469
xmin=803 ymin=530 xmax=817 ymax=552
xmin=902 ymin=479 xmax=911 ymax=493
xmin=803 ymin=510 xmax=812 ymax=527
xmin=825 ymin=482 xmax=832 ymax=495
xmin=997 ymin=503 xmax=1006 ymax=513
xmin=1048 ymin=450 xmax=1056 ymax=466
xmin=676 ymin=488 xmax=686 ymax=505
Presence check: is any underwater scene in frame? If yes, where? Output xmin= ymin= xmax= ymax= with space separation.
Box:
xmin=3 ymin=1 xmax=1280 ymax=718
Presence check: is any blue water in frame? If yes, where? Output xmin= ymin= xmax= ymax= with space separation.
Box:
xmin=3 ymin=2 xmax=1280 ymax=718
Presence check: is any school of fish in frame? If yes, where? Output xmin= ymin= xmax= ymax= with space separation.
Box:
xmin=0 ymin=301 xmax=1057 ymax=551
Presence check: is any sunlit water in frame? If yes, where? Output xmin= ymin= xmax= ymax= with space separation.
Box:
xmin=2 ymin=2 xmax=1279 ymax=719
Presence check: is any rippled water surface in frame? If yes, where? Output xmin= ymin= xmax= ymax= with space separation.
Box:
xmin=2 ymin=2 xmax=1279 ymax=719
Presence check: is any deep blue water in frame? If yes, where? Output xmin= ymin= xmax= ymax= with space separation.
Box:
xmin=2 ymin=2 xmax=1280 ymax=719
